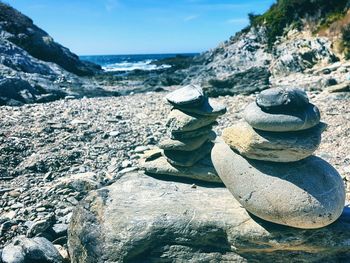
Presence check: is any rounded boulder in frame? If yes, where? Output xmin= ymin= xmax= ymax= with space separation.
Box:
xmin=211 ymin=141 xmax=345 ymax=229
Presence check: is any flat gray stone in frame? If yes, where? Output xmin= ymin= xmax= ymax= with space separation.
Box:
xmin=139 ymin=153 xmax=220 ymax=183
xmin=159 ymin=131 xmax=216 ymax=151
xmin=256 ymin=87 xmax=309 ymax=111
xmin=68 ymin=171 xmax=350 ymax=263
xmin=175 ymin=98 xmax=227 ymax=117
xmin=244 ymin=102 xmax=320 ymax=132
xmin=166 ymin=109 xmax=217 ymax=133
xmin=2 ymin=237 xmax=64 ymax=263
xmin=211 ymin=141 xmax=345 ymax=229
xmin=222 ymin=122 xmax=326 ymax=162
xmin=163 ymin=142 xmax=214 ymax=167
xmin=165 ymin=84 xmax=204 ymax=106
xmin=171 ymin=122 xmax=217 ymax=140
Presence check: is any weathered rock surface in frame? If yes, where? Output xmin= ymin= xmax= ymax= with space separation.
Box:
xmin=166 ymin=109 xmax=217 ymax=132
xmin=140 ymin=155 xmax=220 ymax=183
xmin=159 ymin=131 xmax=216 ymax=151
xmin=222 ymin=122 xmax=325 ymax=162
xmin=244 ymin=102 xmax=321 ymax=132
xmin=212 ymin=141 xmax=345 ymax=229
xmin=163 ymin=142 xmax=213 ymax=167
xmin=68 ymin=171 xmax=350 ymax=263
xmin=165 ymin=84 xmax=204 ymax=106
xmin=2 ymin=236 xmax=63 ymax=263
xmin=256 ymin=87 xmax=309 ymax=111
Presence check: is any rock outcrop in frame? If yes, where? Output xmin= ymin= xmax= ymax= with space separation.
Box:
xmin=0 ymin=2 xmax=117 ymax=106
xmin=0 ymin=2 xmax=100 ymax=76
xmin=68 ymin=171 xmax=350 ymax=263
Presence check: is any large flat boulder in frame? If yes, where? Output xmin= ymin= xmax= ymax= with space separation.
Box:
xmin=68 ymin=171 xmax=350 ymax=263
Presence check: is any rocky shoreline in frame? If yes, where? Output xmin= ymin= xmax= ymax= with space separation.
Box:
xmin=1 ymin=88 xmax=350 ymax=260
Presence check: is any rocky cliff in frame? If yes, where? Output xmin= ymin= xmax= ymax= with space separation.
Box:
xmin=0 ymin=2 xmax=114 ymax=106
xmin=176 ymin=0 xmax=350 ymax=96
xmin=0 ymin=2 xmax=100 ymax=76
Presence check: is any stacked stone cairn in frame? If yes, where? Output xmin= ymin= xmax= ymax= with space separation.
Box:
xmin=212 ymin=87 xmax=345 ymax=229
xmin=140 ymin=84 xmax=226 ymax=183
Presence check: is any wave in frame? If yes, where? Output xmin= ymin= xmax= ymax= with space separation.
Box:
xmin=102 ymin=59 xmax=171 ymax=72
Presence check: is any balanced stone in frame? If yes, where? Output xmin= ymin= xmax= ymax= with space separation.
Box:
xmin=244 ymin=102 xmax=320 ymax=132
xmin=222 ymin=122 xmax=326 ymax=162
xmin=159 ymin=131 xmax=216 ymax=151
xmin=171 ymin=122 xmax=217 ymax=140
xmin=256 ymin=87 xmax=309 ymax=111
xmin=140 ymin=155 xmax=220 ymax=183
xmin=163 ymin=142 xmax=214 ymax=167
xmin=166 ymin=109 xmax=217 ymax=132
xmin=211 ymin=141 xmax=345 ymax=229
xmin=174 ymin=98 xmax=227 ymax=117
xmin=165 ymin=84 xmax=204 ymax=106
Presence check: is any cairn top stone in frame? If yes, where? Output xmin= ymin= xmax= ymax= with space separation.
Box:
xmin=244 ymin=102 xmax=320 ymax=132
xmin=165 ymin=84 xmax=204 ymax=106
xmin=256 ymin=87 xmax=309 ymax=111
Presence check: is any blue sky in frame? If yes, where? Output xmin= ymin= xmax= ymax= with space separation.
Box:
xmin=6 ymin=0 xmax=275 ymax=55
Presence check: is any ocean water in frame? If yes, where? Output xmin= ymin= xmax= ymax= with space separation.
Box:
xmin=80 ymin=53 xmax=199 ymax=72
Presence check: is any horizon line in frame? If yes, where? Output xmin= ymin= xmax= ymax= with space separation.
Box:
xmin=78 ymin=51 xmax=202 ymax=57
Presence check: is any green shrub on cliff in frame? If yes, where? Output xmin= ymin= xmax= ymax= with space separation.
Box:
xmin=342 ymin=25 xmax=350 ymax=59
xmin=250 ymin=0 xmax=349 ymax=49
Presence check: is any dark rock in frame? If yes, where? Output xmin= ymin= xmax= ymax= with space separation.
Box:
xmin=324 ymin=78 xmax=338 ymax=87
xmin=51 ymin=224 xmax=68 ymax=238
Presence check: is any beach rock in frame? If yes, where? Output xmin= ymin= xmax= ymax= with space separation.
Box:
xmin=170 ymin=122 xmax=217 ymax=140
xmin=163 ymin=142 xmax=214 ymax=167
xmin=244 ymin=102 xmax=320 ymax=132
xmin=165 ymin=84 xmax=204 ymax=106
xmin=2 ymin=236 xmax=64 ymax=263
xmin=175 ymin=98 xmax=227 ymax=117
xmin=327 ymin=81 xmax=350 ymax=93
xmin=256 ymin=87 xmax=309 ymax=111
xmin=211 ymin=141 xmax=345 ymax=229
xmin=222 ymin=122 xmax=326 ymax=162
xmin=140 ymin=155 xmax=220 ymax=183
xmin=159 ymin=131 xmax=216 ymax=151
xmin=166 ymin=109 xmax=217 ymax=132
xmin=68 ymin=171 xmax=350 ymax=263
